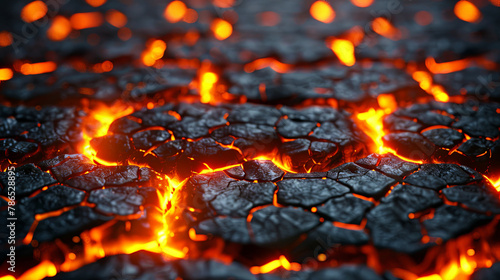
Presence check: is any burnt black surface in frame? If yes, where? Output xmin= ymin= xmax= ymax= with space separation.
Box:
xmin=167 ymin=154 xmax=500 ymax=261
xmin=91 ymin=103 xmax=373 ymax=178
xmin=383 ymin=101 xmax=500 ymax=176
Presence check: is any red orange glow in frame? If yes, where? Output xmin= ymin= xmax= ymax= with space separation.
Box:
xmin=70 ymin=12 xmax=104 ymax=30
xmin=351 ymin=0 xmax=374 ymax=8
xmin=86 ymin=0 xmax=107 ymax=7
xmin=21 ymin=1 xmax=48 ymax=23
xmin=415 ymin=11 xmax=433 ymax=26
xmin=106 ymin=10 xmax=127 ymax=28
xmin=454 ymin=1 xmax=482 ymax=23
xmin=244 ymin=58 xmax=292 ymax=73
xmin=372 ymin=17 xmax=401 ymax=40
xmin=47 ymin=16 xmax=72 ymax=41
xmin=425 ymin=57 xmax=471 ymax=74
xmin=0 ymin=31 xmax=12 ymax=47
xmin=310 ymin=1 xmax=335 ymax=23
xmin=412 ymin=70 xmax=450 ymax=102
xmin=141 ymin=39 xmax=167 ymax=66
xmin=164 ymin=1 xmax=187 ymax=23
xmin=20 ymin=61 xmax=57 ymax=75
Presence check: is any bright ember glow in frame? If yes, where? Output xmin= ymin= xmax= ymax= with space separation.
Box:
xmin=454 ymin=1 xmax=482 ymax=23
xmin=80 ymin=103 xmax=135 ymax=165
xmin=70 ymin=12 xmax=104 ymax=30
xmin=21 ymin=1 xmax=47 ymax=23
xmin=310 ymin=1 xmax=335 ymax=23
xmin=250 ymin=256 xmax=301 ymax=274
xmin=106 ymin=10 xmax=128 ymax=28
xmin=330 ymin=39 xmax=356 ymax=66
xmin=47 ymin=16 xmax=72 ymax=41
xmin=244 ymin=58 xmax=292 ymax=73
xmin=0 ymin=68 xmax=13 ymax=81
xmin=350 ymin=0 xmax=374 ymax=8
xmin=211 ymin=19 xmax=233 ymax=40
xmin=372 ymin=17 xmax=401 ymax=40
xmin=425 ymin=57 xmax=471 ymax=74
xmin=164 ymin=1 xmax=187 ymax=23
xmin=412 ymin=70 xmax=450 ymax=102
xmin=141 ymin=39 xmax=167 ymax=66
xmin=86 ymin=0 xmax=107 ymax=7
xmin=0 ymin=31 xmax=12 ymax=47
xmin=20 ymin=61 xmax=57 ymax=75
xmin=356 ymin=94 xmax=424 ymax=164
xmin=200 ymin=71 xmax=219 ymax=103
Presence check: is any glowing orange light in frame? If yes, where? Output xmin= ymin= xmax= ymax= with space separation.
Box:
xmin=211 ymin=19 xmax=233 ymax=40
xmin=200 ymin=71 xmax=218 ymax=103
xmin=490 ymin=0 xmax=500 ymax=7
xmin=244 ymin=58 xmax=292 ymax=73
xmin=250 ymin=256 xmax=300 ymax=274
xmin=484 ymin=175 xmax=500 ymax=191
xmin=86 ymin=0 xmax=107 ymax=7
xmin=20 ymin=61 xmax=57 ymax=75
xmin=188 ymin=228 xmax=208 ymax=241
xmin=21 ymin=1 xmax=47 ymax=23
xmin=310 ymin=1 xmax=335 ymax=23
xmin=164 ymin=1 xmax=187 ymax=23
xmin=106 ymin=10 xmax=127 ymax=28
xmin=0 ymin=68 xmax=13 ymax=81
xmin=47 ymin=16 xmax=72 ymax=41
xmin=141 ymin=39 xmax=167 ymax=66
xmin=183 ymin=9 xmax=198 ymax=23
xmin=18 ymin=260 xmax=57 ymax=280
xmin=79 ymin=103 xmax=134 ymax=164
xmin=412 ymin=70 xmax=449 ymax=102
xmin=425 ymin=57 xmax=471 ymax=74
xmin=350 ymin=0 xmax=374 ymax=8
xmin=454 ymin=1 xmax=482 ymax=23
xmin=70 ymin=12 xmax=104 ymax=30
xmin=330 ymin=39 xmax=356 ymax=66
xmin=372 ymin=17 xmax=401 ymax=40
xmin=0 ymin=31 xmax=12 ymax=47
xmin=415 ymin=11 xmax=433 ymax=26
xmin=213 ymin=0 xmax=235 ymax=8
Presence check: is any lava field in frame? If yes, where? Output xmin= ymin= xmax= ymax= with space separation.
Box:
xmin=1 ymin=0 xmax=500 ymax=279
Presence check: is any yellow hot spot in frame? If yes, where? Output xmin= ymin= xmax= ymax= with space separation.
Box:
xmin=200 ymin=72 xmax=218 ymax=103
xmin=47 ymin=16 xmax=72 ymax=41
xmin=211 ymin=19 xmax=233 ymax=40
xmin=310 ymin=1 xmax=335 ymax=23
xmin=454 ymin=1 xmax=482 ymax=23
xmin=330 ymin=39 xmax=355 ymax=66
xmin=0 ymin=68 xmax=13 ymax=81
xmin=21 ymin=1 xmax=47 ymax=23
xmin=164 ymin=1 xmax=187 ymax=23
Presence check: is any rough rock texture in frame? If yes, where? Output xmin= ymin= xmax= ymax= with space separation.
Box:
xmin=383 ymin=101 xmax=500 ymax=176
xmin=167 ymin=154 xmax=500 ymax=263
xmin=91 ymin=103 xmax=373 ymax=177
